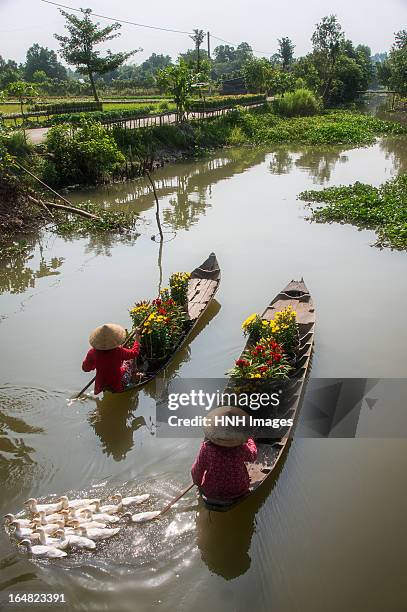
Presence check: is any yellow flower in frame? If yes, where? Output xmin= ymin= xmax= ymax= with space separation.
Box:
xmin=242 ymin=313 xmax=258 ymax=329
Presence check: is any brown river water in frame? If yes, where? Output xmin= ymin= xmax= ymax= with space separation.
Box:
xmin=1 ymin=129 xmax=407 ymax=611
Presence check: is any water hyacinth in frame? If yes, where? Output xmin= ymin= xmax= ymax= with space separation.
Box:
xmin=300 ymin=174 xmax=407 ymax=250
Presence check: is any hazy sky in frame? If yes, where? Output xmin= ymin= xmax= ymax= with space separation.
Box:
xmin=1 ymin=0 xmax=406 ymax=65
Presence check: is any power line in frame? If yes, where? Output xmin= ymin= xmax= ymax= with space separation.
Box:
xmin=40 ymin=0 xmax=275 ymax=56
xmin=39 ymin=0 xmax=193 ymax=35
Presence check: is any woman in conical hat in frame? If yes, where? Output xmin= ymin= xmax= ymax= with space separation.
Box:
xmin=82 ymin=323 xmax=140 ymax=394
xmin=191 ymin=406 xmax=257 ymax=502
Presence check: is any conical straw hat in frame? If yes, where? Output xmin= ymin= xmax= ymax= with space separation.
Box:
xmin=89 ymin=323 xmax=126 ymax=350
xmin=204 ymin=406 xmax=251 ymax=447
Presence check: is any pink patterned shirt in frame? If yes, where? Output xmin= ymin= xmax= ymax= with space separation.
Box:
xmin=191 ymin=438 xmax=257 ymax=500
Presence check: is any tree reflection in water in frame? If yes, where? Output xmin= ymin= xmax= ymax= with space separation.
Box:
xmin=0 ymin=394 xmax=44 ymax=505
xmin=70 ymin=148 xmax=268 ymax=234
xmin=268 ymin=145 xmax=349 ymax=184
xmin=380 ymin=136 xmax=407 ymax=175
xmin=0 ymin=242 xmax=64 ymax=295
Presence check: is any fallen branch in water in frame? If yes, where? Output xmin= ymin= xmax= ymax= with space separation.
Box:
xmin=27 ymin=195 xmax=102 ymax=220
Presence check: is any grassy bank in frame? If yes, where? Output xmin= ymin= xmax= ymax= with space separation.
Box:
xmin=299 ymin=174 xmax=407 ymax=250
xmin=111 ymin=106 xmax=406 ymax=160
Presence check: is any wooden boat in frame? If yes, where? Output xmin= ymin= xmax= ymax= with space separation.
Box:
xmin=127 ymin=252 xmax=221 ymax=390
xmin=202 ymin=279 xmax=315 ymax=512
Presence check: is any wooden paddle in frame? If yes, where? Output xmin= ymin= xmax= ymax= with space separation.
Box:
xmin=158 ymin=482 xmax=195 ymax=517
xmin=129 ymin=483 xmax=196 ymax=523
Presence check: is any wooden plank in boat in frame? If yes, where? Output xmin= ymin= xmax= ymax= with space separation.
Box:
xmin=188 ymin=280 xmax=218 ymax=320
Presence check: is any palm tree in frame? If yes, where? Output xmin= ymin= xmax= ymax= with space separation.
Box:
xmin=190 ymin=29 xmax=205 ymax=73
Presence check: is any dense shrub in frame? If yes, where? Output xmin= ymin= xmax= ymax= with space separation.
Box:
xmin=32 ymin=101 xmax=102 ymax=114
xmin=2 ymin=129 xmax=34 ymax=159
xmin=273 ymin=89 xmax=321 ymax=117
xmin=50 ymin=105 xmax=157 ymax=126
xmin=190 ymin=93 xmax=266 ymax=112
xmin=43 ymin=120 xmax=125 ymax=186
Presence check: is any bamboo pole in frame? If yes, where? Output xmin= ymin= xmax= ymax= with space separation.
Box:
xmin=16 ymin=162 xmax=82 ymax=209
xmin=27 ymin=195 xmax=101 ymax=220
xmin=146 ymin=171 xmax=164 ymax=242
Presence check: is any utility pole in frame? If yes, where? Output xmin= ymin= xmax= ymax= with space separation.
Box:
xmin=207 ymin=31 xmax=211 ymax=59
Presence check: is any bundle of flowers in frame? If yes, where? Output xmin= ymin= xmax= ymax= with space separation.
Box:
xmin=229 ymin=340 xmax=292 ymax=379
xmin=169 ymin=272 xmax=190 ymax=308
xmin=230 ymin=306 xmax=299 ymax=380
xmin=242 ymin=305 xmax=298 ymax=354
xmin=129 ymin=273 xmax=191 ymax=361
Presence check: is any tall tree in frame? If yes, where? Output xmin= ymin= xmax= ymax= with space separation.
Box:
xmin=386 ymin=30 xmax=407 ymax=94
xmin=0 ymin=56 xmax=22 ymax=87
xmin=6 ymin=81 xmax=38 ymax=140
xmin=190 ymin=29 xmax=205 ymax=73
xmin=311 ymin=15 xmax=344 ymax=103
xmin=157 ymin=61 xmax=195 ymax=121
xmin=54 ymin=8 xmax=137 ymax=101
xmin=277 ymin=37 xmax=295 ymax=70
xmin=243 ymin=57 xmax=273 ymax=93
xmin=235 ymin=42 xmax=253 ymax=63
xmin=24 ymin=44 xmax=67 ymax=81
xmin=213 ymin=45 xmax=236 ymax=63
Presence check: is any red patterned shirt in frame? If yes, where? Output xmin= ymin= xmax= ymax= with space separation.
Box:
xmin=191 ymin=438 xmax=257 ymax=500
xmin=82 ymin=341 xmax=140 ymax=394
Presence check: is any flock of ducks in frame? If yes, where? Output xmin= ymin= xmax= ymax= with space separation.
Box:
xmin=5 ymin=493 xmax=161 ymax=558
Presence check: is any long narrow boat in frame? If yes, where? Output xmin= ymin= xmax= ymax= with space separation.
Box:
xmin=202 ymin=279 xmax=315 ymax=512
xmin=127 ymin=252 xmax=221 ymax=390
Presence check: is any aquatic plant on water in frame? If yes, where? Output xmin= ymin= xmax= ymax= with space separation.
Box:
xmin=299 ymin=174 xmax=407 ymax=250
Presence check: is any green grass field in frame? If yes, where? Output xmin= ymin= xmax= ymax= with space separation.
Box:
xmin=0 ymin=103 xmax=22 ymax=114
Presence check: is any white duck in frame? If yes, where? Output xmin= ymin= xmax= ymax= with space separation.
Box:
xmin=123 ymin=511 xmax=161 ymax=523
xmin=24 ymin=498 xmax=65 ymax=516
xmin=31 ymin=518 xmax=65 ymax=534
xmin=4 ymin=514 xmax=32 ymax=528
xmin=77 ymin=525 xmax=120 ymax=541
xmin=58 ymin=495 xmax=101 ymax=511
xmin=54 ymin=529 xmax=96 ymax=551
xmin=19 ymin=539 xmax=67 ymax=558
xmin=87 ymin=511 xmax=120 ymax=524
xmin=36 ymin=510 xmax=65 ymax=524
xmin=56 ymin=521 xmax=78 ymax=536
xmin=111 ymin=493 xmax=150 ymax=507
xmin=97 ymin=501 xmax=122 ymax=515
xmin=71 ymin=511 xmax=106 ymax=529
xmin=63 ymin=509 xmax=89 ymax=525
xmin=10 ymin=522 xmax=41 ymax=542
xmin=36 ymin=527 xmax=61 ymax=547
